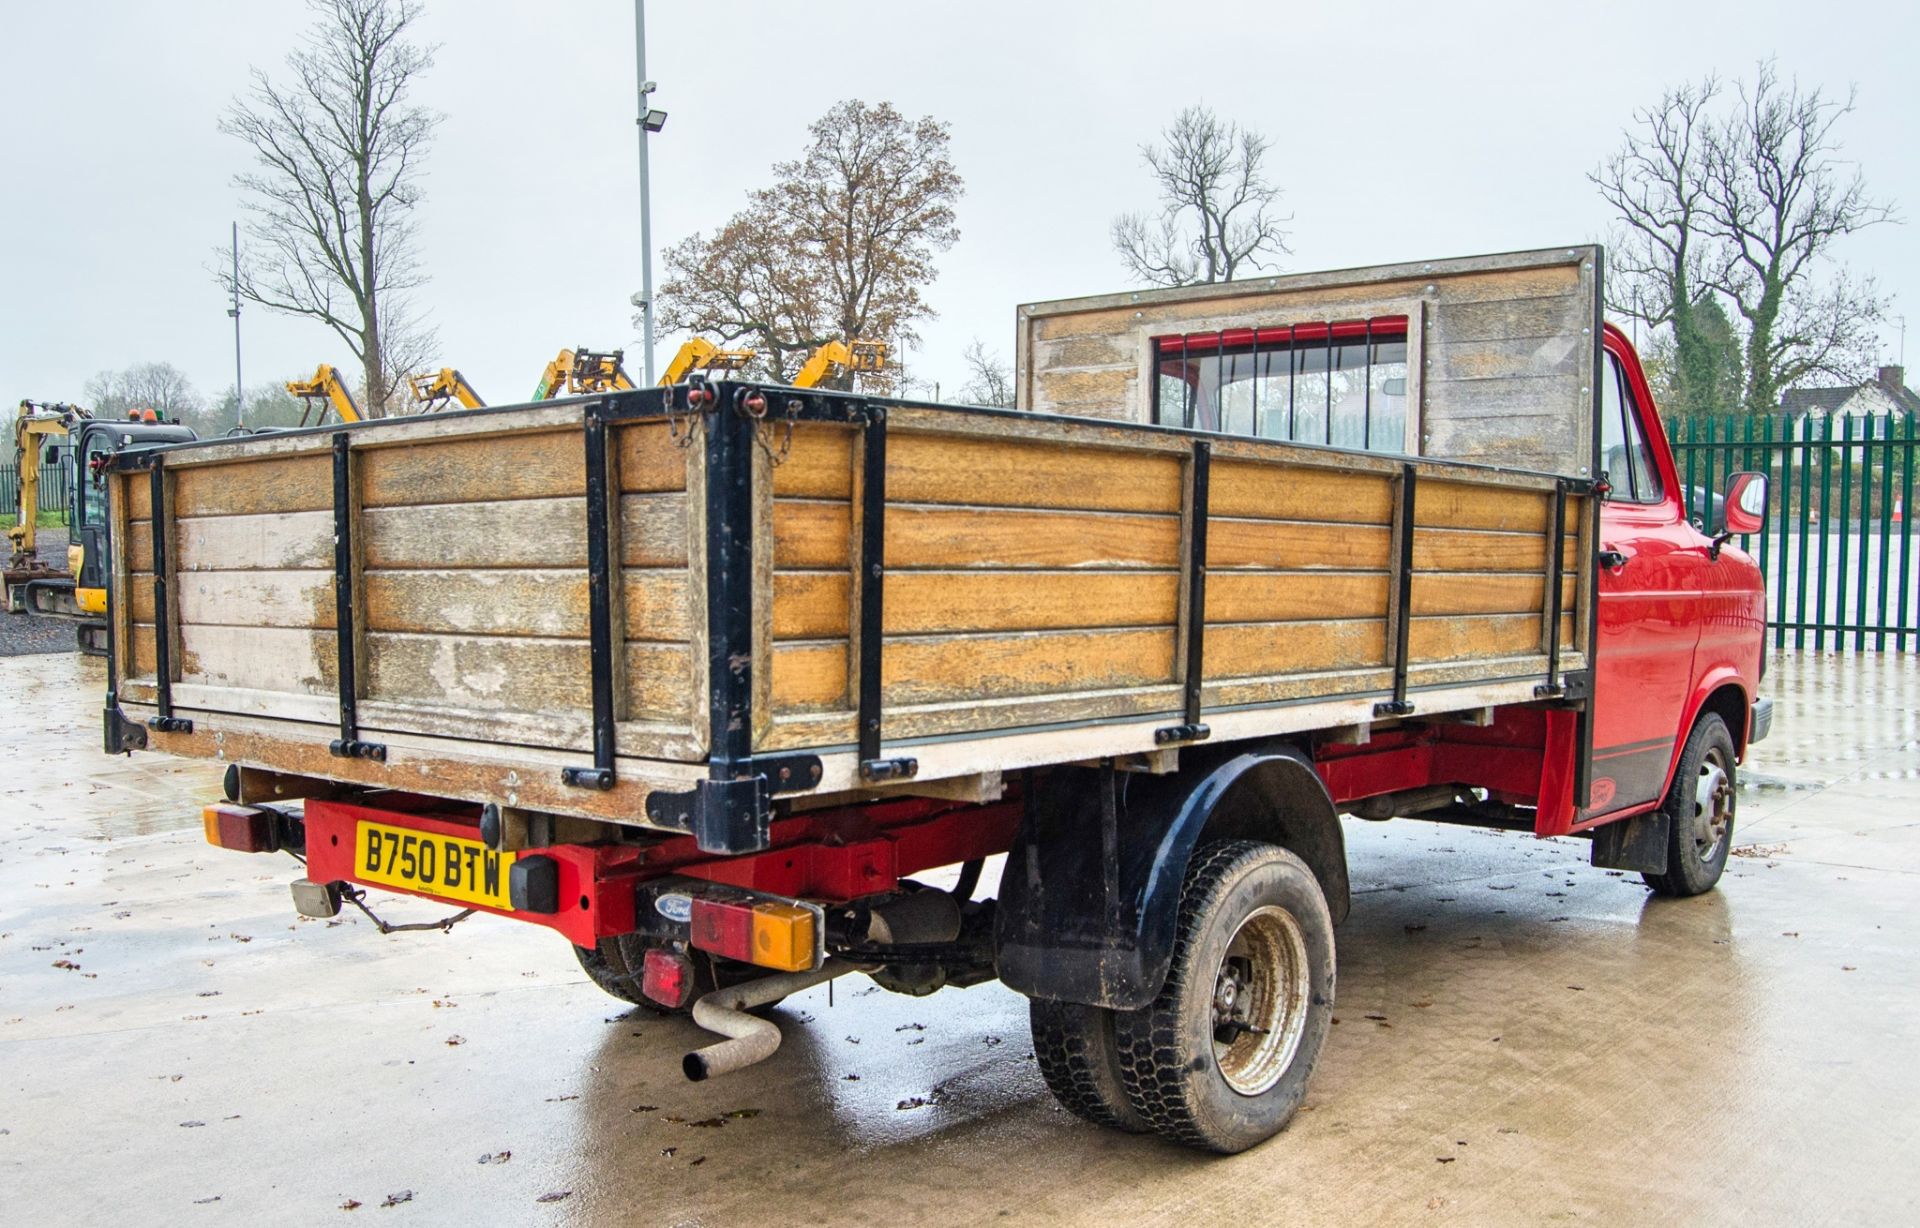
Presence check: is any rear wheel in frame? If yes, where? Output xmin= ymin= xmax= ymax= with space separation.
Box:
xmin=1030 ymin=999 xmax=1150 ymax=1133
xmin=1115 ymin=841 xmax=1335 ymax=1153
xmin=1644 ymin=712 xmax=1737 ymax=898
xmin=573 ymin=936 xmax=766 ymax=1015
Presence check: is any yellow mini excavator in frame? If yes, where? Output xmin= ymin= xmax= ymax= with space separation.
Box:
xmin=531 ymin=348 xmax=637 ymax=400
xmin=285 ymin=365 xmax=364 ymax=424
xmin=408 ymin=368 xmax=486 ymax=412
xmin=5 ymin=399 xmax=194 ymax=652
xmin=790 ymin=339 xmax=889 ymax=389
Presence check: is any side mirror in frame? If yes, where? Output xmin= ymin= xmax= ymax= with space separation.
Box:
xmin=1722 ymin=472 xmax=1767 ymax=535
xmin=1709 ymin=471 xmax=1767 ymax=559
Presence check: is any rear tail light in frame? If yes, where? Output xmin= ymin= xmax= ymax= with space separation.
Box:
xmin=202 ymin=803 xmax=277 ymax=853
xmin=642 ymin=947 xmax=695 ymax=1009
xmin=688 ymin=897 xmax=817 ymax=973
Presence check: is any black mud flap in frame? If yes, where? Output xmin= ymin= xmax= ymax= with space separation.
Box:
xmin=995 ymin=746 xmax=1349 ymax=1012
xmin=1589 ymin=811 xmax=1670 ymax=874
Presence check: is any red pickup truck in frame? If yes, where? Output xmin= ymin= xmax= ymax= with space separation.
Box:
xmin=121 ymin=246 xmax=1769 ymax=1153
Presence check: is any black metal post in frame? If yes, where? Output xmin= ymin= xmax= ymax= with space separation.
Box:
xmin=1376 ymin=464 xmax=1418 ymax=717
xmin=1157 ymin=440 xmax=1212 ymax=745
xmin=145 ymin=458 xmax=190 ymax=733
xmin=328 ymin=432 xmax=382 ymax=760
xmin=563 ymin=405 xmax=617 ymax=789
xmin=859 ymin=405 xmax=915 ymax=781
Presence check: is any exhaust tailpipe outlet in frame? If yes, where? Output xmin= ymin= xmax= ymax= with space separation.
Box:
xmin=682 ymin=959 xmax=854 ymax=1082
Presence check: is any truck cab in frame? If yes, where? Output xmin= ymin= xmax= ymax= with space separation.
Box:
xmin=1589 ymin=325 xmax=1769 ymax=872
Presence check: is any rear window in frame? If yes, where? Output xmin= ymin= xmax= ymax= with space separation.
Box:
xmin=1152 ymin=316 xmax=1411 ymax=453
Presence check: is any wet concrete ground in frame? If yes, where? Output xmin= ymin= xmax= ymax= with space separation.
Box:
xmin=2 ymin=650 xmax=1916 ymax=1226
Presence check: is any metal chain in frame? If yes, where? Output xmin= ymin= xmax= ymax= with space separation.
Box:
xmin=338 ymin=883 xmax=475 ymax=935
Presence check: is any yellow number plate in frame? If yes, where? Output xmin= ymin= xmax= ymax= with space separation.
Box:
xmin=354 ymin=821 xmax=515 ymax=911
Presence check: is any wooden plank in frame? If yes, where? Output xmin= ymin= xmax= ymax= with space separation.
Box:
xmin=1413 ymin=528 xmax=1580 ymax=573
xmin=123 ymin=473 xmax=152 ymax=521
xmin=1411 ymin=573 xmax=1577 ymax=618
xmin=1414 ymin=481 xmax=1551 ymax=533
xmin=883 ymin=570 xmax=1178 ymax=634
xmin=1410 ymin=612 xmax=1575 ymax=663
xmin=773 ymin=499 xmax=852 ymax=569
xmin=173 ymin=511 xmax=333 ymax=572
xmin=1209 ymin=519 xmax=1392 ymax=570
xmin=770 ymin=425 xmax=855 ymax=498
xmin=174 ymin=569 xmax=336 ymax=630
xmin=772 ymin=571 xmax=850 ymax=640
xmin=173 ymin=454 xmax=331 ymax=517
xmin=178 ymin=624 xmax=340 ymax=694
xmin=364 ymin=631 xmax=689 ymax=723
xmin=1206 ymin=619 xmax=1388 ymax=679
xmin=357 ymin=494 xmax=685 ymax=569
xmin=360 ymin=430 xmax=582 ymax=507
xmin=888 ymin=431 xmax=1183 ymax=513
xmin=1208 ymin=460 xmax=1395 ymax=523
xmin=889 ymin=507 xmax=1182 ymax=570
xmin=771 ymin=641 xmax=849 ymax=712
xmin=130 ymin=622 xmax=157 ymax=679
xmin=884 ymin=627 xmax=1177 ymax=707
xmin=1206 ymin=571 xmax=1388 ymax=624
xmin=361 ymin=568 xmax=698 ymax=646
xmin=613 ymin=423 xmax=689 ymax=493
xmin=124 ymin=521 xmax=155 ymax=572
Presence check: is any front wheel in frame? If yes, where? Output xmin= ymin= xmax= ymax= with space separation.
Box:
xmin=1644 ymin=712 xmax=1737 ymax=898
xmin=1115 ymin=841 xmax=1336 ymax=1153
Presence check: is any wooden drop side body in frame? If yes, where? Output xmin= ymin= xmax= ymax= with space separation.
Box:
xmin=108 ymin=247 xmax=1599 ymax=842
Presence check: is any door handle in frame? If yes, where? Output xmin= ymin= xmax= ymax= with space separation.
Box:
xmin=1598 ymin=549 xmax=1629 ymax=571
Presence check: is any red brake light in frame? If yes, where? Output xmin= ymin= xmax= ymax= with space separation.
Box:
xmin=202 ymin=803 xmax=277 ymax=853
xmin=641 ymin=947 xmax=694 ymax=1009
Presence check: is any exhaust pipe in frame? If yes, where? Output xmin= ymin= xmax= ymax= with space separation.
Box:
xmin=682 ymin=958 xmax=855 ymax=1082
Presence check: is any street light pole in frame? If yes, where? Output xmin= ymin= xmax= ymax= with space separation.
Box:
xmin=228 ymin=221 xmax=244 ymax=429
xmin=633 ymin=0 xmax=657 ymax=385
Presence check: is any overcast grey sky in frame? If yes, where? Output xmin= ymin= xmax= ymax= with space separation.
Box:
xmin=3 ymin=0 xmax=1915 ymax=411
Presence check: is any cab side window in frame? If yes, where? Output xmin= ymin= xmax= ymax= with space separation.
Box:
xmin=1600 ymin=351 xmax=1664 ymax=504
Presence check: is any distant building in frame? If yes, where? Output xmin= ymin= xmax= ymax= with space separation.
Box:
xmin=1780 ymin=365 xmax=1919 ymax=429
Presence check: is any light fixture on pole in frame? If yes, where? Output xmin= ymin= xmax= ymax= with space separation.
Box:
xmin=228 ymin=221 xmax=244 ymax=429
xmin=631 ymin=1 xmax=664 ymax=385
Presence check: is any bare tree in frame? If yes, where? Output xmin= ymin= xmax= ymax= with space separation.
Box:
xmin=1112 ymin=106 xmax=1290 ymax=287
xmin=1595 ymin=62 xmax=1897 ymax=416
xmin=220 ymin=0 xmax=440 ymax=416
xmin=1590 ymin=77 xmax=1740 ymax=415
xmin=1700 ymin=62 xmax=1897 ymax=414
xmin=83 ymin=363 xmax=203 ymax=424
xmin=957 ymin=339 xmax=1015 ymax=408
xmin=658 ymin=100 xmax=962 ymax=386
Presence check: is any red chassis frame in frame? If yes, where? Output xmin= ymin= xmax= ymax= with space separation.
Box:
xmin=301 ymin=703 xmax=1581 ymax=945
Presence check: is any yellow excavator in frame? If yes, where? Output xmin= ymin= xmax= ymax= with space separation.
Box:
xmin=531 ymin=348 xmax=637 ymax=400
xmin=659 ymin=337 xmax=755 ymax=385
xmin=790 ymin=339 xmax=888 ymax=389
xmin=285 ymin=365 xmax=364 ymax=424
xmin=5 ymin=399 xmax=195 ymax=651
xmin=408 ymin=368 xmax=486 ymax=412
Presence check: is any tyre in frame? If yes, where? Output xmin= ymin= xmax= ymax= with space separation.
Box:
xmin=572 ymin=936 xmax=767 ymax=1015
xmin=1030 ymin=999 xmax=1150 ymax=1133
xmin=1115 ymin=841 xmax=1336 ymax=1153
xmin=1643 ymin=712 xmax=1737 ymax=898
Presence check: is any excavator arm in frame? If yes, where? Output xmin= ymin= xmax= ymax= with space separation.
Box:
xmin=659 ymin=338 xmax=755 ymax=385
xmin=7 ymin=401 xmax=83 ymax=570
xmin=408 ymin=368 xmax=486 ymax=412
xmin=789 ymin=339 xmax=888 ymax=389
xmin=285 ymin=365 xmax=364 ymax=424
xmin=531 ymin=347 xmax=638 ymax=400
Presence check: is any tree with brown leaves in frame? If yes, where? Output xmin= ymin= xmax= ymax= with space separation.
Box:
xmin=657 ymin=100 xmax=962 ymax=386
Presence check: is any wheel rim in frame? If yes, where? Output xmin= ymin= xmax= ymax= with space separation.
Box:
xmin=1210 ymin=904 xmax=1311 ymax=1097
xmin=1692 ymin=748 xmax=1733 ymax=864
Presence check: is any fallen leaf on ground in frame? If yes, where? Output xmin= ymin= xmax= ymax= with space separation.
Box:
xmin=340 ymin=1198 xmax=361 ymax=1211
xmin=380 ymin=1190 xmax=412 ymax=1208
xmin=478 ymin=1151 xmax=511 ymax=1165
xmin=444 ymin=1035 xmax=466 ymax=1046
xmin=536 ymin=1191 xmax=572 ymax=1203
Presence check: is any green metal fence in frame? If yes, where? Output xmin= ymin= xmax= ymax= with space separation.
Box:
xmin=0 ymin=458 xmax=72 ymax=520
xmin=1670 ymin=413 xmax=1917 ymax=652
